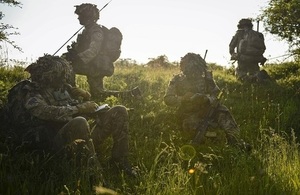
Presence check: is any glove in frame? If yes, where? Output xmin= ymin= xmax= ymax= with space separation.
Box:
xmin=190 ymin=93 xmax=210 ymax=106
xmin=181 ymin=92 xmax=194 ymax=102
xmin=70 ymin=87 xmax=91 ymax=101
xmin=76 ymin=101 xmax=99 ymax=114
xmin=230 ymin=53 xmax=238 ymax=61
xmin=65 ymin=48 xmax=83 ymax=64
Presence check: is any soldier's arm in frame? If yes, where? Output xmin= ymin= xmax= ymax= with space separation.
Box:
xmin=229 ymin=34 xmax=238 ymax=55
xmin=163 ymin=77 xmax=182 ymax=107
xmin=78 ymin=27 xmax=104 ymax=64
xmin=164 ymin=76 xmax=195 ymax=107
xmin=229 ymin=30 xmax=244 ymax=55
xmin=24 ymin=93 xmax=79 ymax=122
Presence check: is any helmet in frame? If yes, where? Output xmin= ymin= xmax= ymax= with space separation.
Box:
xmin=25 ymin=54 xmax=72 ymax=85
xmin=180 ymin=53 xmax=207 ymax=75
xmin=237 ymin=18 xmax=253 ymax=29
xmin=75 ymin=3 xmax=99 ymax=21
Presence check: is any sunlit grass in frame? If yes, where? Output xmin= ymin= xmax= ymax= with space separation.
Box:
xmin=1 ymin=62 xmax=300 ymax=194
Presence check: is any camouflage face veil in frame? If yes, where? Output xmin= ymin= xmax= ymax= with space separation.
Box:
xmin=75 ymin=3 xmax=100 ymax=22
xmin=180 ymin=53 xmax=207 ymax=76
xmin=25 ymin=54 xmax=72 ymax=86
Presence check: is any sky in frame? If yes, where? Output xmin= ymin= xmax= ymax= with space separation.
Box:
xmin=1 ymin=0 xmax=291 ymax=66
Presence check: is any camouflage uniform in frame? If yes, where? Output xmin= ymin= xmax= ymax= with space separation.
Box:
xmin=229 ymin=18 xmax=266 ymax=82
xmin=13 ymin=55 xmax=131 ymax=165
xmin=164 ymin=53 xmax=240 ymax=145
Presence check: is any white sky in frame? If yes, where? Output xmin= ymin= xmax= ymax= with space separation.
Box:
xmin=1 ymin=0 xmax=291 ymax=66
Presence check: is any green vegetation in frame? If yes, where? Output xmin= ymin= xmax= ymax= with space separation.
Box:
xmin=0 ymin=61 xmax=300 ymax=194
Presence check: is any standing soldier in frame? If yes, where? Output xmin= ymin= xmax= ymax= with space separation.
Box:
xmin=229 ymin=18 xmax=267 ymax=83
xmin=164 ymin=53 xmax=247 ymax=148
xmin=5 ymin=55 xmax=137 ymax=177
xmin=64 ymin=3 xmax=141 ymax=99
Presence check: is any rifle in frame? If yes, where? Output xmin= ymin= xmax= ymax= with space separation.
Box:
xmin=53 ymin=0 xmax=112 ymax=56
xmin=192 ymin=91 xmax=223 ymax=144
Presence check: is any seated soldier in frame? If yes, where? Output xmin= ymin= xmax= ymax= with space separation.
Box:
xmin=4 ymin=54 xmax=137 ymax=177
xmin=164 ymin=53 xmax=247 ymax=148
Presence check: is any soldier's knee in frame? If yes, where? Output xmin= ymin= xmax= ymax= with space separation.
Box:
xmin=71 ymin=116 xmax=90 ymax=132
xmin=110 ymin=105 xmax=128 ymax=117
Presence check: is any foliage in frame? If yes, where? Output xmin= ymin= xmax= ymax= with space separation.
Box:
xmin=146 ymin=55 xmax=177 ymax=68
xmin=0 ymin=0 xmax=22 ymax=52
xmin=259 ymin=0 xmax=300 ymax=59
xmin=1 ymin=62 xmax=300 ymax=194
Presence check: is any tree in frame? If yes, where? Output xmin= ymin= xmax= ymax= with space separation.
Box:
xmin=146 ymin=55 xmax=174 ymax=68
xmin=259 ymin=0 xmax=300 ymax=59
xmin=0 ymin=0 xmax=22 ymax=52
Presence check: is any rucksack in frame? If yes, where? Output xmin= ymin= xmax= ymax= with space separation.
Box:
xmin=101 ymin=26 xmax=123 ymax=62
xmin=5 ymin=79 xmax=33 ymax=128
xmin=238 ymin=30 xmax=266 ymax=56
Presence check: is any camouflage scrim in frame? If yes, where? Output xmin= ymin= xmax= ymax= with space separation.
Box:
xmin=25 ymin=54 xmax=72 ymax=86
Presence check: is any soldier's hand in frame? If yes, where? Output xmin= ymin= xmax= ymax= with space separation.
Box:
xmin=230 ymin=53 xmax=238 ymax=61
xmin=181 ymin=92 xmax=194 ymax=102
xmin=65 ymin=49 xmax=83 ymax=64
xmin=190 ymin=93 xmax=209 ymax=105
xmin=76 ymin=101 xmax=99 ymax=114
xmin=70 ymin=87 xmax=91 ymax=101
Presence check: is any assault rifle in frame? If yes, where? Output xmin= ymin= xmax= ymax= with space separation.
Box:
xmin=192 ymin=91 xmax=223 ymax=144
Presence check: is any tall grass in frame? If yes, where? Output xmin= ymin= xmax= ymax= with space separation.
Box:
xmin=0 ymin=62 xmax=300 ymax=194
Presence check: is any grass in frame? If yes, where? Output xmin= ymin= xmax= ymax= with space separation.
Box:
xmin=0 ymin=61 xmax=300 ymax=194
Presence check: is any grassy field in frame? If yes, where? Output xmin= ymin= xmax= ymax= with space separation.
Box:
xmin=0 ymin=61 xmax=300 ymax=194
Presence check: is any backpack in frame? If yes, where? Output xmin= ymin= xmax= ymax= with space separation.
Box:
xmin=238 ymin=30 xmax=266 ymax=56
xmin=101 ymin=26 xmax=123 ymax=62
xmin=5 ymin=80 xmax=33 ymax=128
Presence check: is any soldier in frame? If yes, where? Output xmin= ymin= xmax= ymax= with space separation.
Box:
xmin=6 ymin=55 xmax=137 ymax=177
xmin=229 ymin=18 xmax=267 ymax=83
xmin=164 ymin=53 xmax=245 ymax=147
xmin=64 ymin=3 xmax=141 ymax=99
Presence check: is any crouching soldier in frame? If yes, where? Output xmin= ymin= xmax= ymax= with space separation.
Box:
xmin=164 ymin=53 xmax=249 ymax=150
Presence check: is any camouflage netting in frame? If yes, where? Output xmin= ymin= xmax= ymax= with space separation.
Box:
xmin=180 ymin=53 xmax=207 ymax=72
xmin=25 ymin=54 xmax=72 ymax=84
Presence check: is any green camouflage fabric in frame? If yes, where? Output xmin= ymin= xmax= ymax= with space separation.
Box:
xmin=22 ymin=82 xmax=130 ymax=159
xmin=164 ymin=53 xmax=240 ymax=144
xmin=9 ymin=55 xmax=130 ymax=160
xmin=74 ymin=23 xmax=104 ymax=66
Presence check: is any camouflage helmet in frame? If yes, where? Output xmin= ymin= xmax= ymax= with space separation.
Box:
xmin=180 ymin=53 xmax=207 ymax=74
xmin=25 ymin=54 xmax=72 ymax=85
xmin=75 ymin=3 xmax=99 ymax=21
xmin=237 ymin=18 xmax=253 ymax=29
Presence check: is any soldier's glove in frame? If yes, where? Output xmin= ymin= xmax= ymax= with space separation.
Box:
xmin=65 ymin=48 xmax=83 ymax=64
xmin=230 ymin=53 xmax=238 ymax=61
xmin=190 ymin=93 xmax=210 ymax=106
xmin=70 ymin=87 xmax=91 ymax=101
xmin=181 ymin=92 xmax=195 ymax=102
xmin=76 ymin=101 xmax=99 ymax=114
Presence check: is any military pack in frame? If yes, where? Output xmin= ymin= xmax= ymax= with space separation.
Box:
xmin=101 ymin=26 xmax=123 ymax=63
xmin=238 ymin=30 xmax=266 ymax=56
xmin=5 ymin=80 xmax=33 ymax=128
